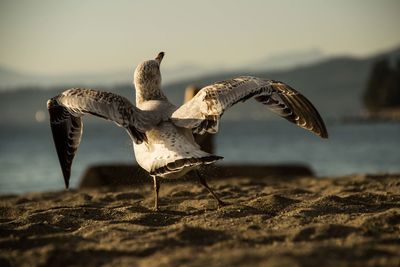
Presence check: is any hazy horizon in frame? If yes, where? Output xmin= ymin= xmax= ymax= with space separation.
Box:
xmin=1 ymin=0 xmax=399 ymax=76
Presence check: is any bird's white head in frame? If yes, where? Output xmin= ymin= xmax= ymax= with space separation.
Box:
xmin=134 ymin=52 xmax=165 ymax=104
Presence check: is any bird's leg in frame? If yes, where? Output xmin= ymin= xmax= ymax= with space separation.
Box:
xmin=152 ymin=176 xmax=160 ymax=211
xmin=195 ymin=170 xmax=227 ymax=208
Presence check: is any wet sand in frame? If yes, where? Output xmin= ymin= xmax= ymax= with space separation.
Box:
xmin=0 ymin=174 xmax=399 ymax=267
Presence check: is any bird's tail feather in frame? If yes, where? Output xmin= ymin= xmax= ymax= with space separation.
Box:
xmin=150 ymin=155 xmax=223 ymax=176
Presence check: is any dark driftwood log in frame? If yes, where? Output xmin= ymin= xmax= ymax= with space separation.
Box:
xmin=79 ymin=164 xmax=314 ymax=188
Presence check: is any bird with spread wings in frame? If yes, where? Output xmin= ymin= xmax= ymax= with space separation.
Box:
xmin=47 ymin=52 xmax=327 ymax=210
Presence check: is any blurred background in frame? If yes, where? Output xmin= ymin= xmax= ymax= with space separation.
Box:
xmin=0 ymin=0 xmax=399 ymax=193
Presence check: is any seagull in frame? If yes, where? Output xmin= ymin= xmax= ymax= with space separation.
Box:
xmin=47 ymin=52 xmax=328 ymax=211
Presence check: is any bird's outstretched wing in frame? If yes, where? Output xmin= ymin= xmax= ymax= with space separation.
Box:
xmin=171 ymin=76 xmax=328 ymax=138
xmin=47 ymin=88 xmax=157 ymax=188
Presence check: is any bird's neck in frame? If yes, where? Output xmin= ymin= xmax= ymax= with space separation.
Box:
xmin=135 ymin=84 xmax=167 ymax=106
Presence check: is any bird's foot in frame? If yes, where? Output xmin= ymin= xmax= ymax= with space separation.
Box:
xmin=152 ymin=206 xmax=160 ymax=212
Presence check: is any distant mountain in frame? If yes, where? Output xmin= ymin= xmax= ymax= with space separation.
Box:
xmin=1 ymin=46 xmax=399 ymax=124
xmin=0 ymin=48 xmax=330 ymax=90
xmin=0 ymin=63 xmax=209 ymax=90
xmin=244 ymin=48 xmax=327 ymax=71
xmin=159 ymin=56 xmax=368 ymax=120
xmin=0 ymin=66 xmax=35 ymax=89
xmin=0 ymin=67 xmax=130 ymax=90
xmin=161 ymin=63 xmax=214 ymax=84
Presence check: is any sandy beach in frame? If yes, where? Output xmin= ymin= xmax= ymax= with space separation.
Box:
xmin=0 ymin=173 xmax=399 ymax=267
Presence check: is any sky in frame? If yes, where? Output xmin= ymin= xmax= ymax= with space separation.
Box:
xmin=0 ymin=0 xmax=399 ymax=75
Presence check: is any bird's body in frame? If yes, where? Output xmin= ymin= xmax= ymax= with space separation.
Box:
xmin=47 ymin=52 xmax=328 ymax=210
xmin=133 ymin=120 xmax=220 ymax=179
xmin=133 ymin=67 xmax=224 ymax=179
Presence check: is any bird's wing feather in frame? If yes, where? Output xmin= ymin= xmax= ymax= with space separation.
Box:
xmin=47 ymin=103 xmax=82 ymax=189
xmin=171 ymin=76 xmax=328 ymax=138
xmin=55 ymin=88 xmax=156 ymax=137
xmin=47 ymin=88 xmax=159 ymax=188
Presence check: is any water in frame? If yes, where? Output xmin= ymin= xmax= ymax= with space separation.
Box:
xmin=0 ymin=120 xmax=399 ymax=194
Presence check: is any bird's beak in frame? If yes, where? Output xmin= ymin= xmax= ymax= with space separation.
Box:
xmin=155 ymin=52 xmax=165 ymax=64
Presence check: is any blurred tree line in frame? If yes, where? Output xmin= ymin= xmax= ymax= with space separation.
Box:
xmin=364 ymin=58 xmax=400 ymax=112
